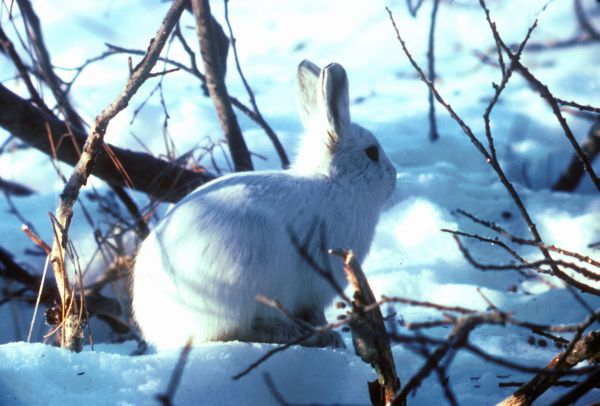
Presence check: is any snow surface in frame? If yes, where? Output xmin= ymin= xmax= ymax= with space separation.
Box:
xmin=1 ymin=0 xmax=599 ymax=405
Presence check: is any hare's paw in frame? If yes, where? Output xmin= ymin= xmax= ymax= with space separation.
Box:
xmin=246 ymin=317 xmax=305 ymax=344
xmin=302 ymin=329 xmax=346 ymax=349
xmin=246 ymin=317 xmax=345 ymax=348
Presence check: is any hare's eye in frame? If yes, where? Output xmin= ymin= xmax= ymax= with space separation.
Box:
xmin=365 ymin=145 xmax=379 ymax=162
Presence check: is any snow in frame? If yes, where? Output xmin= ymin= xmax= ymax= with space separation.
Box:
xmin=1 ymin=0 xmax=599 ymax=405
xmin=0 ymin=342 xmax=374 ymax=406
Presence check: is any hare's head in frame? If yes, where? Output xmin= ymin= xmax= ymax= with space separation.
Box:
xmin=294 ymin=60 xmax=396 ymax=202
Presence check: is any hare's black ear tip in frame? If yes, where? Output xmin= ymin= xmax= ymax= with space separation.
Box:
xmin=323 ymin=63 xmax=347 ymax=78
xmin=298 ymin=60 xmax=320 ymax=76
xmin=299 ymin=59 xmax=311 ymax=68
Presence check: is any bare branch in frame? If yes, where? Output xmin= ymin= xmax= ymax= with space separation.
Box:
xmin=392 ymin=312 xmax=508 ymax=403
xmin=446 ymin=231 xmax=600 ymax=296
xmin=191 ymin=0 xmax=253 ymax=172
xmin=377 ymin=295 xmax=477 ymax=315
xmin=495 ymin=38 xmax=600 ymax=191
xmin=232 ymin=332 xmax=313 ymax=380
xmin=15 ymin=0 xmax=84 ymax=131
xmin=48 ymin=0 xmax=190 ymax=352
xmin=480 ymin=0 xmax=538 ymax=162
xmin=262 ymin=373 xmax=288 ymax=406
xmin=102 ymin=43 xmax=283 ymax=152
xmin=386 ymin=5 xmax=564 ymax=294
xmin=0 ymin=83 xmax=215 ymax=202
xmin=156 ymin=339 xmax=193 ymax=406
xmin=556 ymin=99 xmax=600 ymax=114
xmin=454 ymin=209 xmax=600 ymax=268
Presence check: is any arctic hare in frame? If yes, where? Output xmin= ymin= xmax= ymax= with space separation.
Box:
xmin=132 ymin=60 xmax=396 ymax=349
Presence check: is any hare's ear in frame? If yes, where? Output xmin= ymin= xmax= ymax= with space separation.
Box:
xmin=297 ymin=60 xmax=321 ymax=128
xmin=318 ymin=63 xmax=351 ymax=143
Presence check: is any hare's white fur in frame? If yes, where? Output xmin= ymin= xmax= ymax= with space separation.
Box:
xmin=132 ymin=61 xmax=396 ymax=349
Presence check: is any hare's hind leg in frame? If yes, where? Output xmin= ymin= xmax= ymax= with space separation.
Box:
xmin=245 ymin=308 xmax=345 ymax=348
xmin=296 ymin=307 xmax=346 ymax=349
xmin=245 ymin=316 xmax=305 ymax=345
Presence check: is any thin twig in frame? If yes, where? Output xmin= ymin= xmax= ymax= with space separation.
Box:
xmin=498 ymin=331 xmax=600 ymax=405
xmin=556 ymin=98 xmax=600 ymax=114
xmin=389 ymin=3 xmax=595 ymax=293
xmin=454 ymin=209 xmax=600 ymax=268
xmin=448 ymin=232 xmax=600 ymax=296
xmin=391 ymin=312 xmax=508 ymax=403
xmin=480 ymin=0 xmax=538 ymax=162
xmin=496 ymin=38 xmax=600 ymax=191
xmin=156 ymin=338 xmax=193 ymax=406
xmin=377 ymin=295 xmax=477 ymax=315
xmin=262 ymin=373 xmax=288 ymax=406
xmin=406 ymin=0 xmax=426 ymax=17
xmin=102 ymin=43 xmax=280 ymax=143
xmin=388 ymin=330 xmax=599 ymax=378
xmin=232 ymin=332 xmax=314 ymax=380
xmin=288 ymin=224 xmax=352 ymax=305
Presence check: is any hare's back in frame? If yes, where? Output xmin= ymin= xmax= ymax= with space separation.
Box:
xmin=156 ymin=171 xmax=323 ymax=256
xmin=173 ymin=171 xmax=324 ymax=223
xmin=148 ymin=171 xmax=320 ymax=294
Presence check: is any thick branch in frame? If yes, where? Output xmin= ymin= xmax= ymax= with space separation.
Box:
xmin=191 ymin=0 xmax=253 ymax=172
xmin=0 ymin=26 xmax=47 ymax=112
xmin=332 ymin=250 xmax=402 ymax=406
xmin=0 ymin=84 xmax=214 ymax=202
xmin=15 ymin=0 xmax=83 ymax=130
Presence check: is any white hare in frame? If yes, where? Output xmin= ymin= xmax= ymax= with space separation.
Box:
xmin=132 ymin=60 xmax=396 ymax=349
